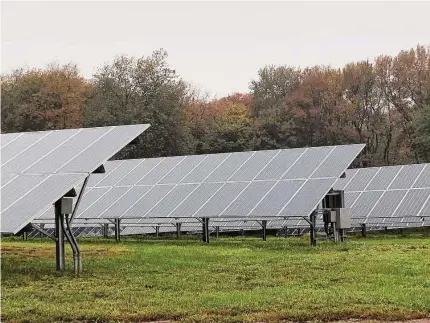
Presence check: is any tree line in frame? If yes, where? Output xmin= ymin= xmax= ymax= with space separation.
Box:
xmin=2 ymin=45 xmax=430 ymax=166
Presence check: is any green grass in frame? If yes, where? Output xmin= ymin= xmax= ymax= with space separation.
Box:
xmin=1 ymin=234 xmax=430 ymax=322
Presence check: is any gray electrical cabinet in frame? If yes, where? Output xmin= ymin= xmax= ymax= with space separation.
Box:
xmin=336 ymin=208 xmax=351 ymax=229
xmin=61 ymin=197 xmax=74 ymax=215
xmin=328 ymin=210 xmax=337 ymax=222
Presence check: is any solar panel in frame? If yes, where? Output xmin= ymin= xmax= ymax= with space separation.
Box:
xmin=1 ymin=124 xmax=150 ymax=174
xmin=1 ymin=124 xmax=150 ymax=234
xmin=52 ymin=144 xmax=364 ymax=223
xmin=334 ymin=163 xmax=430 ymax=228
xmin=1 ymin=173 xmax=87 ymax=234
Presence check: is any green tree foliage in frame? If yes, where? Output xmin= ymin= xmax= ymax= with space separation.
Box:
xmin=414 ymin=105 xmax=430 ymax=162
xmin=249 ymin=66 xmax=301 ymax=147
xmin=84 ymin=49 xmax=194 ymax=158
xmin=1 ymin=63 xmax=90 ymax=132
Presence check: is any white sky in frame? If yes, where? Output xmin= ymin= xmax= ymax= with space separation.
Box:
xmin=1 ymin=1 xmax=429 ymax=97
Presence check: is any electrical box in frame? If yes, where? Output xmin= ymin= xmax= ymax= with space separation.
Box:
xmin=323 ymin=210 xmax=337 ymax=223
xmin=61 ymin=197 xmax=73 ymax=215
xmin=336 ymin=208 xmax=351 ymax=229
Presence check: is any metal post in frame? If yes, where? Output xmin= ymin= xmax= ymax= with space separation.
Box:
xmin=340 ymin=229 xmax=345 ymax=242
xmin=215 ymin=226 xmax=220 ymax=238
xmin=310 ymin=211 xmax=317 ymax=247
xmin=262 ymin=220 xmax=267 ymax=241
xmin=241 ymin=229 xmax=244 ymax=237
xmin=155 ymin=225 xmax=160 ymax=238
xmin=39 ymin=224 xmax=45 ymax=238
xmin=103 ymin=223 xmax=109 ymax=238
xmin=361 ymin=223 xmax=366 ymax=238
xmin=202 ymin=218 xmax=210 ymax=243
xmin=55 ymin=200 xmax=66 ymax=271
xmin=333 ymin=221 xmax=339 ymax=243
xmin=284 ymin=226 xmax=288 ymax=238
xmin=176 ymin=223 xmax=181 ymax=239
xmin=114 ymin=219 xmax=121 ymax=242
xmin=22 ymin=231 xmax=28 ymax=240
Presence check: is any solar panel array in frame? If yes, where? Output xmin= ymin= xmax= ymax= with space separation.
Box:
xmin=1 ymin=124 xmax=150 ymax=234
xmin=115 ymin=163 xmax=430 ymax=234
xmin=34 ymin=163 xmax=430 ymax=237
xmin=33 ymin=144 xmax=363 ymax=226
xmin=334 ymin=163 xmax=430 ymax=228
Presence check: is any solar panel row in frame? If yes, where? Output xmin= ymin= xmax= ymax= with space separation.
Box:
xmin=334 ymin=163 xmax=430 ymax=227
xmin=34 ymin=144 xmax=363 ymax=223
xmin=1 ymin=124 xmax=150 ymax=234
xmin=50 ymin=162 xmax=430 ymax=237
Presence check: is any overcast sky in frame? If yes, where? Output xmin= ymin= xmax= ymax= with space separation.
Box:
xmin=2 ymin=1 xmax=429 ymax=97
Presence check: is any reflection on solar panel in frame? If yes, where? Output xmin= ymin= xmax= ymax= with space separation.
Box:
xmin=1 ymin=124 xmax=150 ymax=234
xmin=334 ymin=163 xmax=430 ymax=228
xmin=34 ymin=144 xmax=363 ymax=225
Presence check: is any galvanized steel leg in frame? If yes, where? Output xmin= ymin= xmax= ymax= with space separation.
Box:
xmin=215 ymin=226 xmax=220 ymax=238
xmin=262 ymin=220 xmax=267 ymax=241
xmin=284 ymin=226 xmax=288 ymax=238
xmin=340 ymin=229 xmax=345 ymax=242
xmin=22 ymin=231 xmax=28 ymax=240
xmin=155 ymin=225 xmax=160 ymax=238
xmin=361 ymin=223 xmax=366 ymax=238
xmin=176 ymin=223 xmax=181 ymax=239
xmin=333 ymin=222 xmax=339 ymax=243
xmin=39 ymin=224 xmax=45 ymax=238
xmin=55 ymin=200 xmax=66 ymax=271
xmin=114 ymin=219 xmax=121 ymax=242
xmin=202 ymin=218 xmax=210 ymax=243
xmin=103 ymin=223 xmax=109 ymax=238
xmin=310 ymin=211 xmax=317 ymax=247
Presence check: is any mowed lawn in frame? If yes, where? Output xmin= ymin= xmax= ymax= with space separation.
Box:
xmin=1 ymin=234 xmax=430 ymax=322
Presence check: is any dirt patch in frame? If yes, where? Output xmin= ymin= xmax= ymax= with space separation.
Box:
xmin=1 ymin=246 xmax=54 ymax=258
xmin=1 ymin=245 xmax=129 ymax=259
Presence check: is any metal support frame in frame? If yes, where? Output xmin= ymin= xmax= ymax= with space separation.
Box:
xmin=240 ymin=229 xmax=245 ymax=237
xmin=284 ymin=226 xmax=288 ymax=238
xmin=70 ymin=176 xmax=89 ymax=223
xmin=31 ymin=223 xmax=56 ymax=241
xmin=155 ymin=225 xmax=160 ymax=237
xmin=215 ymin=226 xmax=220 ymax=238
xmin=202 ymin=218 xmax=210 ymax=243
xmin=176 ymin=222 xmax=182 ymax=239
xmin=309 ymin=211 xmax=317 ymax=247
xmin=22 ymin=231 xmax=28 ymax=241
xmin=103 ymin=223 xmax=109 ymax=238
xmin=261 ymin=220 xmax=267 ymax=241
xmin=54 ymin=200 xmax=66 ymax=271
xmin=39 ymin=224 xmax=45 ymax=238
xmin=114 ymin=218 xmax=121 ymax=242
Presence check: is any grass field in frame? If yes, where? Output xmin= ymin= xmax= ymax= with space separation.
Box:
xmin=1 ymin=233 xmax=430 ymax=322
